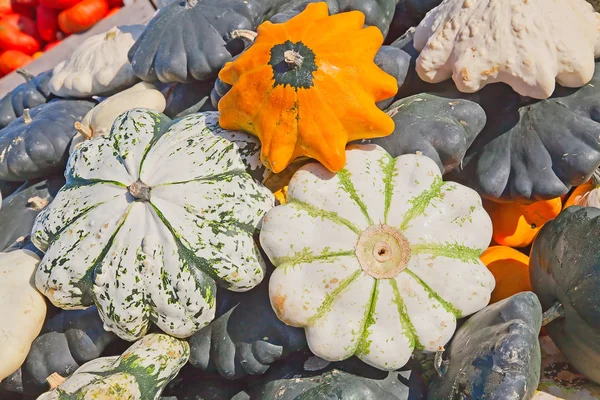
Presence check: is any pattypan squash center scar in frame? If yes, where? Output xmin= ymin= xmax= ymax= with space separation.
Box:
xmin=355 ymin=224 xmax=411 ymax=279
xmin=269 ymin=40 xmax=317 ymax=90
xmin=128 ymin=180 xmax=151 ymax=202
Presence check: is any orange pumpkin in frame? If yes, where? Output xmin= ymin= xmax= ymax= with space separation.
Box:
xmin=480 ymin=246 xmax=532 ymax=304
xmin=0 ymin=49 xmax=31 ymax=74
xmin=58 ymin=0 xmax=107 ymax=34
xmin=484 ymin=197 xmax=562 ymax=248
xmin=218 ymin=2 xmax=397 ymax=173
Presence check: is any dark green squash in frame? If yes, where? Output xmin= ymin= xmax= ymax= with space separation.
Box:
xmin=357 ymin=92 xmax=486 ymax=174
xmin=128 ymin=0 xmax=280 ymax=83
xmin=243 ymin=352 xmax=426 ymax=399
xmin=188 ymin=273 xmax=307 ymax=379
xmin=1 ymin=307 xmax=121 ymax=396
xmin=0 ymin=177 xmax=64 ymax=251
xmin=163 ymin=80 xmax=216 ymax=118
xmin=0 ymin=99 xmax=95 ymax=181
xmin=269 ymin=0 xmax=397 ymax=37
xmin=529 ymin=206 xmax=600 ymax=384
xmin=385 ymin=0 xmax=443 ymax=44
xmin=160 ymin=370 xmax=249 ymax=400
xmin=0 ymin=70 xmax=54 ymax=130
xmin=428 ymin=292 xmax=543 ymax=399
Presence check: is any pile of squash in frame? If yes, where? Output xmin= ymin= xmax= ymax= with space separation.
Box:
xmin=0 ymin=0 xmax=123 ymax=76
xmin=0 ymin=0 xmax=599 ymax=399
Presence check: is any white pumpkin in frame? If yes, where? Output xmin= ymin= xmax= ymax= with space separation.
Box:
xmin=260 ymin=144 xmax=495 ymax=371
xmin=49 ymin=25 xmax=145 ymax=98
xmin=413 ymin=0 xmax=600 ymax=99
xmin=69 ymin=82 xmax=167 ymax=154
xmin=37 ymin=333 xmax=189 ymax=400
xmin=0 ymin=249 xmax=47 ymax=380
xmin=33 ymin=109 xmax=273 ymax=341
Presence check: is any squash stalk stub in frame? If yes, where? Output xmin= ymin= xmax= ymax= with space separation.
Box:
xmin=23 ymin=109 xmax=32 ymax=124
xmin=355 ymin=225 xmax=410 ymax=279
xmin=128 ymin=180 xmax=151 ymax=202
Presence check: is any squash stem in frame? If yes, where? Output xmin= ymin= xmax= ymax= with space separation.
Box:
xmin=128 ymin=180 xmax=151 ymax=202
xmin=74 ymin=121 xmax=93 ymax=140
xmin=542 ymin=301 xmax=564 ymax=326
xmin=185 ymin=0 xmax=197 ymax=8
xmin=105 ymin=30 xmax=117 ymax=40
xmin=16 ymin=68 xmax=35 ymax=82
xmin=231 ymin=29 xmax=257 ymax=43
xmin=46 ymin=372 xmax=66 ymax=389
xmin=22 ymin=109 xmax=32 ymax=124
xmin=284 ymin=50 xmax=304 ymax=69
xmin=434 ymin=350 xmax=448 ymax=377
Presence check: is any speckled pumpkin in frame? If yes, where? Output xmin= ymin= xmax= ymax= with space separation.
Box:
xmin=32 ymin=109 xmax=274 ymax=341
xmin=218 ymin=2 xmax=398 ymax=173
xmin=260 ymin=144 xmax=495 ymax=371
xmin=37 ymin=333 xmax=189 ymax=400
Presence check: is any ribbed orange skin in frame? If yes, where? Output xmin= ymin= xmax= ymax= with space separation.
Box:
xmin=218 ymin=3 xmax=398 ymax=173
xmin=483 ymin=197 xmax=562 ymax=248
xmin=480 ymin=246 xmax=531 ymax=304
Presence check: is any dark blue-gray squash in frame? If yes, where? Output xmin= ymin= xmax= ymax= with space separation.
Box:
xmin=385 ymin=0 xmax=442 ymax=44
xmin=529 ymin=206 xmax=600 ymax=384
xmin=0 ymin=70 xmax=54 ymax=130
xmin=0 ymin=98 xmax=95 ymax=181
xmin=428 ymin=292 xmax=543 ymax=400
xmin=188 ymin=273 xmax=307 ymax=379
xmin=164 ymin=80 xmax=216 ymax=118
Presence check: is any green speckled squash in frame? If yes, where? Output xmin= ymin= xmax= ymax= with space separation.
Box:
xmin=260 ymin=144 xmax=494 ymax=371
xmin=37 ymin=333 xmax=189 ymax=400
xmin=32 ymin=109 xmax=274 ymax=341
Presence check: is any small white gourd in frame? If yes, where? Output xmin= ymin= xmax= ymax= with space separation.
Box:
xmin=50 ymin=25 xmax=145 ymax=98
xmin=0 ymin=249 xmax=47 ymax=380
xmin=413 ymin=0 xmax=600 ymax=99
xmin=69 ymin=82 xmax=167 ymax=154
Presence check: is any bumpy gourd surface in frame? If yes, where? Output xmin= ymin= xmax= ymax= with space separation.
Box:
xmin=32 ymin=109 xmax=274 ymax=341
xmin=413 ymin=0 xmax=600 ymax=98
xmin=260 ymin=144 xmax=494 ymax=370
xmin=37 ymin=333 xmax=189 ymax=400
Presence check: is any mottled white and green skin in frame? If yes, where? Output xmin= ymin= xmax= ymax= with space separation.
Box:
xmin=32 ymin=109 xmax=274 ymax=341
xmin=37 ymin=333 xmax=189 ymax=400
xmin=260 ymin=144 xmax=495 ymax=371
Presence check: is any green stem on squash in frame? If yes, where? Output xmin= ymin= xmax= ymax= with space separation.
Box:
xmin=16 ymin=68 xmax=35 ymax=82
xmin=542 ymin=301 xmax=564 ymax=326
xmin=22 ymin=109 xmax=32 ymax=124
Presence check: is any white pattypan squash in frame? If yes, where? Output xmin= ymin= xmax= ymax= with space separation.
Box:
xmin=69 ymin=82 xmax=167 ymax=154
xmin=37 ymin=333 xmax=188 ymax=400
xmin=260 ymin=145 xmax=495 ymax=371
xmin=0 ymin=249 xmax=47 ymax=380
xmin=32 ymin=109 xmax=274 ymax=341
xmin=413 ymin=0 xmax=600 ymax=99
xmin=49 ymin=25 xmax=144 ymax=98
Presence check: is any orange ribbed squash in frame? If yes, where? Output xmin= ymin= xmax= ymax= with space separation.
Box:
xmin=217 ymin=2 xmax=397 ymax=173
xmin=480 ymin=246 xmax=532 ymax=304
xmin=483 ymin=197 xmax=562 ymax=248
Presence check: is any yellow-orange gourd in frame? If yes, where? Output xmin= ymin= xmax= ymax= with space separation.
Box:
xmin=480 ymin=246 xmax=532 ymax=304
xmin=218 ymin=2 xmax=398 ymax=173
xmin=484 ymin=198 xmax=562 ymax=248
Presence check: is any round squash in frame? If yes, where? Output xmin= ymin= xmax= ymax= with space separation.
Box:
xmin=428 ymin=292 xmax=542 ymax=399
xmin=127 ymin=0 xmax=276 ymax=83
xmin=413 ymin=0 xmax=600 ymax=99
xmin=1 ymin=306 xmax=120 ymax=396
xmin=218 ymin=3 xmax=398 ymax=173
xmin=37 ymin=333 xmax=189 ymax=400
xmin=0 ymin=176 xmax=64 ymax=252
xmin=49 ymin=25 xmax=144 ymax=98
xmin=0 ymin=99 xmax=95 ymax=182
xmin=244 ymin=351 xmax=427 ymax=399
xmin=260 ymin=144 xmax=495 ymax=371
xmin=358 ymin=92 xmax=486 ymax=174
xmin=0 ymin=249 xmax=47 ymax=382
xmin=483 ymin=197 xmax=562 ymax=248
xmin=32 ymin=109 xmax=274 ymax=341
xmin=529 ymin=206 xmax=600 ymax=384
xmin=480 ymin=246 xmax=532 ymax=304
xmin=69 ymin=81 xmax=166 ymax=153
xmin=188 ymin=270 xmax=307 ymax=379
